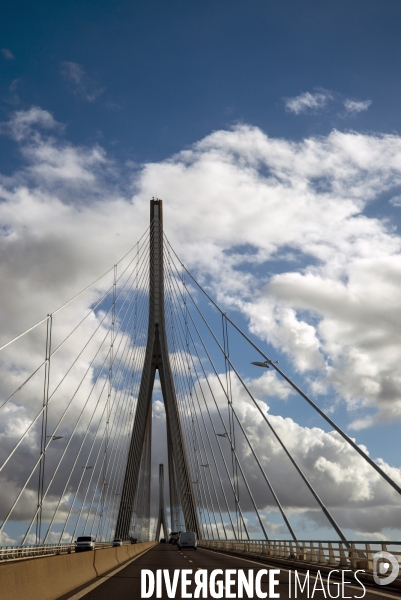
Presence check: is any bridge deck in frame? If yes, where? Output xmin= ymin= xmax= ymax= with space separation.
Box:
xmin=63 ymin=544 xmax=393 ymax=600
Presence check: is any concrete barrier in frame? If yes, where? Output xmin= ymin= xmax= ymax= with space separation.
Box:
xmin=116 ymin=544 xmax=130 ymax=563
xmin=93 ymin=546 xmax=119 ymax=576
xmin=0 ymin=549 xmax=97 ymax=600
xmin=0 ymin=541 xmax=156 ymax=600
xmin=127 ymin=544 xmax=140 ymax=558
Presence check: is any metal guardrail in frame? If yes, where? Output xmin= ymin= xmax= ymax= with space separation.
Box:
xmin=199 ymin=539 xmax=401 ymax=578
xmin=0 ymin=542 xmax=116 ymax=562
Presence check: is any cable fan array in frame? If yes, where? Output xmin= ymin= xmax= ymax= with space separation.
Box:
xmin=1 ymin=224 xmax=400 ymax=547
xmin=0 ymin=229 xmax=152 ymax=545
xmin=162 ymin=233 xmax=401 ymax=543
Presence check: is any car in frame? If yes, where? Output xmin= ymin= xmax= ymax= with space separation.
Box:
xmin=177 ymin=532 xmax=197 ymax=550
xmin=169 ymin=532 xmax=179 ymax=545
xmin=75 ymin=536 xmax=95 ymax=552
xmin=130 ymin=537 xmax=139 ymax=544
xmin=112 ymin=538 xmax=123 ymax=547
xmin=160 ymin=538 xmax=166 ymax=543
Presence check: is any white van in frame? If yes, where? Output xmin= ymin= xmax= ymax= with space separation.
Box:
xmin=75 ymin=536 xmax=95 ymax=552
xmin=178 ymin=531 xmax=197 ymax=550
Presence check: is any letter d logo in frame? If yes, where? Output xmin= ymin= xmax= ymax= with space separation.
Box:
xmin=373 ymin=551 xmax=399 ymax=586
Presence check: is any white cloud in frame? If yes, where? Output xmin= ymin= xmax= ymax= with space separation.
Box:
xmin=0 ymin=106 xmax=59 ymax=141
xmin=2 ymin=114 xmax=401 ymax=428
xmin=61 ymin=62 xmax=105 ymax=102
xmin=246 ymin=370 xmax=293 ymax=401
xmin=343 ymin=98 xmax=372 ymax=114
xmin=285 ymin=92 xmax=372 ymax=117
xmin=1 ymin=48 xmax=15 ymax=60
xmin=134 ymin=124 xmax=401 ymax=427
xmin=1 ymin=109 xmax=401 ymax=538
xmin=284 ymin=91 xmax=331 ymax=114
xmin=174 ymin=373 xmax=401 ymax=537
xmin=390 ymin=194 xmax=401 ymax=207
xmin=2 ymin=114 xmax=401 ymax=426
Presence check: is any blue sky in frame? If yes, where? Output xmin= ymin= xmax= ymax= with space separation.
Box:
xmin=2 ymin=0 xmax=401 ymax=163
xmin=1 ymin=0 xmax=401 ymax=542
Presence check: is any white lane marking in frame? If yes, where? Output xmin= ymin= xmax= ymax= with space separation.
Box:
xmin=189 ymin=560 xmax=193 ymax=563
xmin=199 ymin=548 xmax=401 ymax=600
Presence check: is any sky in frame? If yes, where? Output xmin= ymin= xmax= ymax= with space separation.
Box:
xmin=1 ymin=0 xmax=401 ymax=542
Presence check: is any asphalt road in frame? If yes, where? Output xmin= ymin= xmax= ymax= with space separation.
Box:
xmin=78 ymin=544 xmax=400 ymax=599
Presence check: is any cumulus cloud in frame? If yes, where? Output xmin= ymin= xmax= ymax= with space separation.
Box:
xmin=2 ymin=112 xmax=401 ymax=427
xmin=343 ymin=98 xmax=372 ymax=114
xmin=284 ymin=90 xmax=331 ymax=114
xmin=1 ymin=48 xmax=15 ymax=60
xmin=162 ymin=372 xmax=401 ymax=538
xmin=135 ymin=125 xmax=401 ymax=426
xmin=1 ymin=108 xmax=401 ymax=539
xmin=246 ymin=370 xmax=293 ymax=401
xmin=61 ymin=61 xmax=105 ymax=102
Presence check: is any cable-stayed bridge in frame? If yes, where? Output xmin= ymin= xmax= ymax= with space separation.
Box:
xmin=1 ymin=199 xmax=401 ymax=597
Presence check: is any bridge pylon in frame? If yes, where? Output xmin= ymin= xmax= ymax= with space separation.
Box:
xmin=115 ymin=199 xmax=200 ymax=540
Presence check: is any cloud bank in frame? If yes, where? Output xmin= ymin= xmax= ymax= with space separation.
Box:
xmin=2 ymin=109 xmax=401 ymax=425
xmin=1 ymin=107 xmax=401 ymax=538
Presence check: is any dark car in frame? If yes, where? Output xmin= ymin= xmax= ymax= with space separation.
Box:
xmin=169 ymin=532 xmax=179 ymax=545
xmin=160 ymin=538 xmax=166 ymax=543
xmin=130 ymin=537 xmax=138 ymax=544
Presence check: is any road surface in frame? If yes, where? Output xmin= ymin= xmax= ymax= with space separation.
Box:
xmin=67 ymin=543 xmax=400 ymax=599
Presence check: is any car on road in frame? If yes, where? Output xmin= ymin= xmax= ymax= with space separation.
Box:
xmin=169 ymin=532 xmax=179 ymax=545
xmin=177 ymin=532 xmax=197 ymax=550
xmin=112 ymin=538 xmax=123 ymax=547
xmin=130 ymin=537 xmax=139 ymax=544
xmin=160 ymin=538 xmax=166 ymax=543
xmin=75 ymin=536 xmax=95 ymax=552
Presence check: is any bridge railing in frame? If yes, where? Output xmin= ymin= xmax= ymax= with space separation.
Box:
xmin=0 ymin=541 xmax=116 ymax=561
xmin=199 ymin=539 xmax=401 ymax=576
